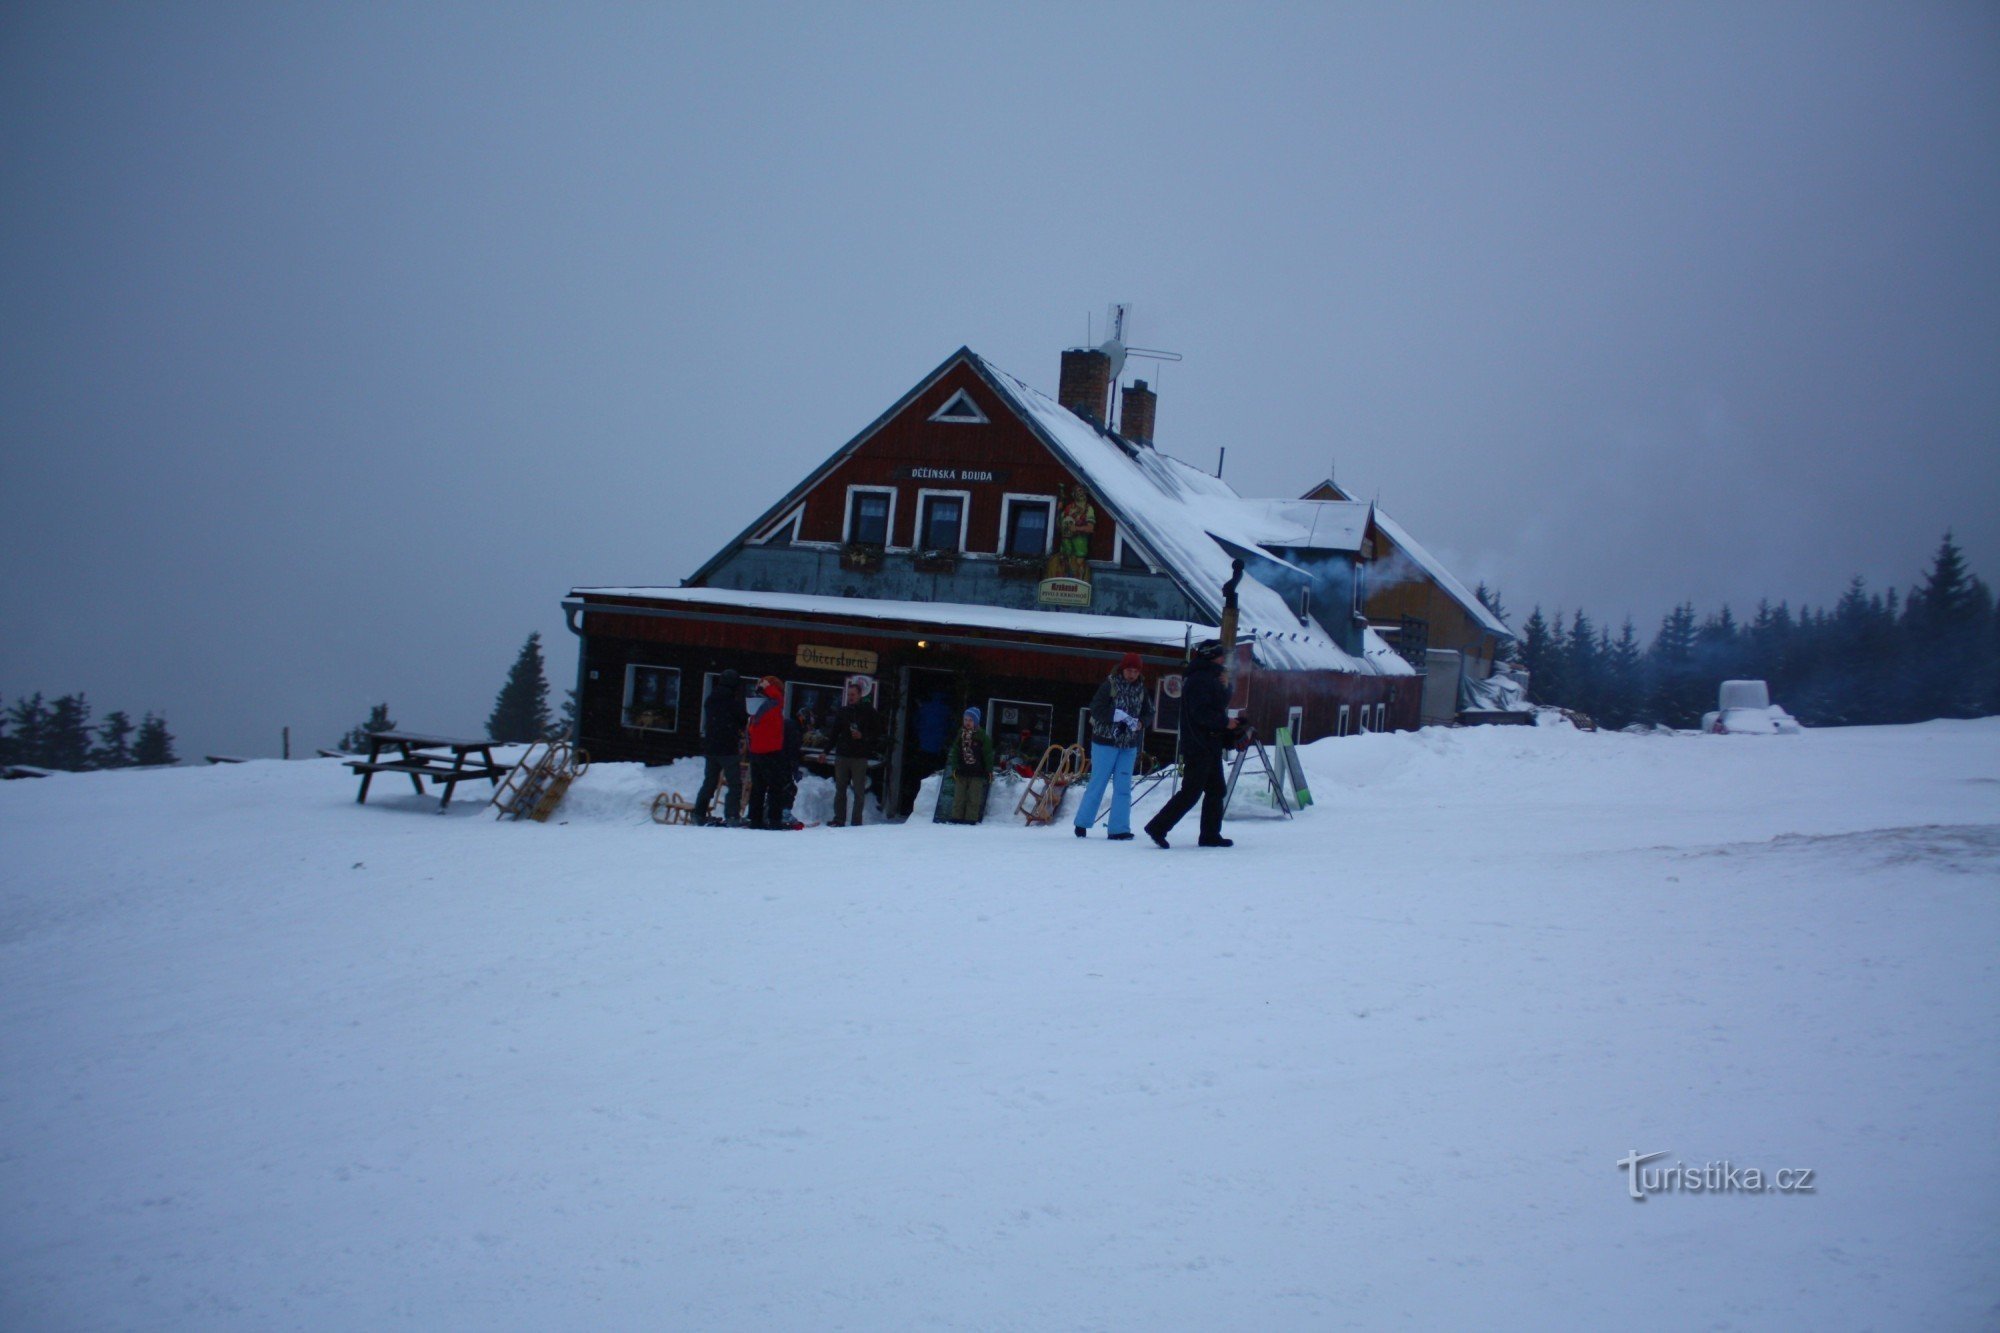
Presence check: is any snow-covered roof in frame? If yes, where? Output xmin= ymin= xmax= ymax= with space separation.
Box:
xmin=570 ymin=585 xmax=1218 ymax=651
xmin=1368 ymin=510 xmax=1512 ymax=640
xmin=1230 ymin=499 xmax=1372 ymax=553
xmin=972 ymin=358 xmax=1378 ymax=674
xmin=570 ymin=587 xmax=1412 ymax=676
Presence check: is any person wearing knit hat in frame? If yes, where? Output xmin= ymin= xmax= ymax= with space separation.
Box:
xmin=1073 ymin=650 xmax=1153 ymax=840
xmin=948 ymin=706 xmax=995 ymax=823
xmin=1144 ymin=640 xmax=1239 ymax=849
xmin=744 ymin=674 xmax=789 ymax=829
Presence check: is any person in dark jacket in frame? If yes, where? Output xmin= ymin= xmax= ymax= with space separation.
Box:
xmin=1144 ymin=641 xmax=1238 ymax=848
xmin=1073 ymin=651 xmax=1152 ymax=840
xmin=825 ymin=680 xmax=878 ymax=827
xmin=779 ymin=706 xmax=808 ymax=827
xmin=948 ymin=706 xmax=995 ymax=824
xmin=696 ymin=669 xmax=745 ymax=826
xmin=745 ymin=674 xmax=788 ymax=829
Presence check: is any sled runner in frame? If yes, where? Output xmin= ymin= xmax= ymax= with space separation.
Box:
xmin=1015 ymin=743 xmax=1086 ymax=825
xmin=491 ymin=740 xmax=590 ymax=822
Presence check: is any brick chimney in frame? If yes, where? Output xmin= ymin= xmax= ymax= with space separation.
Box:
xmin=1120 ymin=379 xmax=1157 ymax=446
xmin=1057 ymin=347 xmax=1111 ymax=425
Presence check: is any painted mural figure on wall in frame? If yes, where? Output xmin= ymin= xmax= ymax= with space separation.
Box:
xmin=1052 ymin=484 xmax=1097 ymax=581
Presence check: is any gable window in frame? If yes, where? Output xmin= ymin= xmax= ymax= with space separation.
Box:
xmin=928 ymin=388 xmax=989 ymax=424
xmin=999 ymin=494 xmax=1055 ymax=557
xmin=755 ymin=505 xmax=803 ymax=546
xmin=1114 ymin=529 xmax=1154 ymax=571
xmin=844 ymin=487 xmax=894 ymax=547
xmin=916 ymin=489 xmax=968 ymax=552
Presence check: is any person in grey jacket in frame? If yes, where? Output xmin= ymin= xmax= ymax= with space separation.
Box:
xmin=1072 ymin=652 xmax=1153 ymax=840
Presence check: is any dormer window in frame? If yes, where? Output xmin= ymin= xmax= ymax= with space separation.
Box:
xmin=928 ymin=388 xmax=988 ymax=424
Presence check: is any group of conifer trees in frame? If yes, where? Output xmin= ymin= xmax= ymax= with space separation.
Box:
xmin=337 ymin=632 xmax=576 ymax=753
xmin=1 ymin=695 xmax=177 ymax=770
xmin=1488 ymin=534 xmax=1999 ymax=730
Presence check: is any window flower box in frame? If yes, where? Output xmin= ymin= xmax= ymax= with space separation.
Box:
xmin=997 ymin=555 xmax=1043 ymax=580
xmin=913 ymin=548 xmax=959 ymax=574
xmin=840 ymin=542 xmax=885 ymax=573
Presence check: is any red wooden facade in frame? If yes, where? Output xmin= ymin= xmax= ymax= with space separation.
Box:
xmin=786 ymin=360 xmax=1123 ymax=563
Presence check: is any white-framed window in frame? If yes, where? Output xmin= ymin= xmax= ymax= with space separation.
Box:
xmin=623 ymin=665 xmax=682 ymax=732
xmin=987 ymin=697 xmax=1055 ymax=767
xmin=998 ymin=493 xmax=1057 ymax=557
xmin=1286 ymin=705 xmax=1304 ymax=740
xmin=1076 ymin=706 xmax=1093 ymax=745
xmin=1357 ymin=703 xmax=1372 ymax=734
xmin=928 ymin=388 xmax=989 ymax=424
xmin=915 ymin=487 xmax=970 ymax=553
xmin=1337 ymin=703 xmax=1351 ymax=737
xmin=1374 ymin=704 xmax=1388 ymax=732
xmin=783 ymin=679 xmax=844 ymax=749
xmin=754 ymin=504 xmax=803 ymax=546
xmin=843 ymin=486 xmax=896 ymax=547
xmin=1113 ymin=528 xmax=1156 ymax=571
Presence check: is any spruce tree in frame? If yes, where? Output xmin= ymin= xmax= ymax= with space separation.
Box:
xmin=1907 ymin=532 xmax=1988 ymax=718
xmin=93 ymin=710 xmax=136 ymax=769
xmin=7 ymin=694 xmax=49 ymax=767
xmin=1602 ymin=619 xmax=1645 ymax=729
xmin=487 ymin=633 xmax=553 ymax=742
xmin=558 ymin=688 xmax=580 ymax=742
xmin=1518 ymin=608 xmax=1558 ymax=704
xmin=1563 ymin=610 xmax=1599 ymax=721
xmin=44 ymin=694 xmax=93 ymax=771
xmin=1648 ymin=603 xmax=1700 ymax=726
xmin=338 ymin=704 xmax=397 ymax=754
xmin=1474 ymin=583 xmax=1519 ymax=664
xmin=133 ymin=713 xmax=177 ymax=766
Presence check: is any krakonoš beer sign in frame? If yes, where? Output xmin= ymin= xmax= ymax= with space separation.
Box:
xmin=1037 ymin=577 xmax=1091 ymax=608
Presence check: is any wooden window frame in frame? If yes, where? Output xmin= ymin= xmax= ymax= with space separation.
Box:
xmin=997 ymin=492 xmax=1057 ymax=558
xmin=843 ymin=485 xmax=897 ymax=548
xmin=1112 ymin=528 xmax=1157 ymax=571
xmin=914 ymin=487 xmax=971 ymax=554
xmin=622 ymin=664 xmax=683 ymax=733
xmin=927 ymin=388 xmax=989 ymax=424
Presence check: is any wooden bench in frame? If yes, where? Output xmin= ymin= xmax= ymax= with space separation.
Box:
xmin=346 ymin=730 xmax=510 ymax=810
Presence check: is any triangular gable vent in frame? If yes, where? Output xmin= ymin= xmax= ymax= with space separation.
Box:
xmin=928 ymin=388 xmax=988 ymax=424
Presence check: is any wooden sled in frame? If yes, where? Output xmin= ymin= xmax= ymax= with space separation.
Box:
xmin=1015 ymin=743 xmax=1086 ymax=826
xmin=490 ymin=740 xmax=590 ymax=822
xmin=650 ymin=791 xmax=696 ymax=824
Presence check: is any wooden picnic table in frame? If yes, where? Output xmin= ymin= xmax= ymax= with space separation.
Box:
xmin=345 ymin=730 xmax=510 ymax=810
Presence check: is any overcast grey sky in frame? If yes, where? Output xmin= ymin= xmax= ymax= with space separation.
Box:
xmin=4 ymin=2 xmax=1996 ymax=758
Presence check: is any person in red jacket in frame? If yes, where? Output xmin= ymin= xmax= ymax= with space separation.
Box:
xmin=745 ymin=675 xmax=789 ymax=829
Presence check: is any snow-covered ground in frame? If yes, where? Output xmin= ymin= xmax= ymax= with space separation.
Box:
xmin=3 ymin=721 xmax=1997 ymax=1330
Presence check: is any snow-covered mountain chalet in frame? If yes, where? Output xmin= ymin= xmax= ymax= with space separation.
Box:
xmin=564 ymin=344 xmax=1512 ymax=812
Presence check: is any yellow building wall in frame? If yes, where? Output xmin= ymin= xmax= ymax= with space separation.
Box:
xmin=1365 ymin=569 xmax=1498 ymax=676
